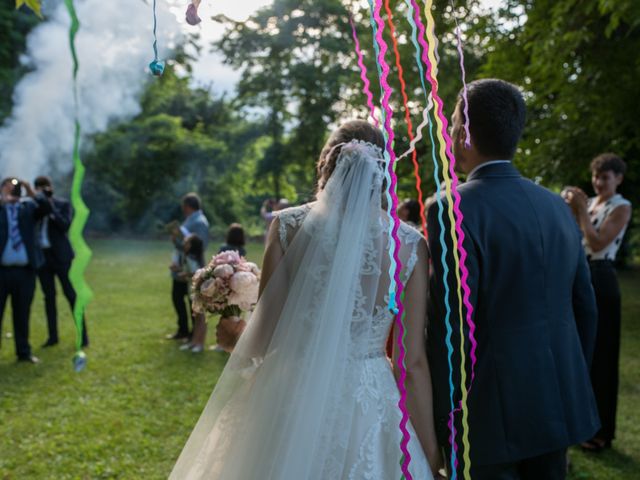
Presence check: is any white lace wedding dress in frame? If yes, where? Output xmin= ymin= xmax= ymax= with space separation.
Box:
xmin=170 ymin=141 xmax=433 ymax=479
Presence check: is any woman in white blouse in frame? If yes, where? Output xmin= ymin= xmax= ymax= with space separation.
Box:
xmin=565 ymin=153 xmax=632 ymax=452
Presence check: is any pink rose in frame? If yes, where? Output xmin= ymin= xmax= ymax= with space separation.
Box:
xmin=229 ymin=272 xmax=258 ymax=292
xmin=246 ymin=262 xmax=261 ymax=277
xmin=213 ymin=264 xmax=234 ymax=279
xmin=213 ymin=250 xmax=241 ymax=266
xmin=193 ymin=268 xmax=206 ymax=283
xmin=200 ymin=278 xmax=217 ymax=298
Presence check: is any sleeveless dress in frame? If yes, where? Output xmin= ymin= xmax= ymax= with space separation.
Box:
xmin=275 ymin=205 xmax=433 ymax=479
xmin=584 ymin=193 xmax=631 ymax=442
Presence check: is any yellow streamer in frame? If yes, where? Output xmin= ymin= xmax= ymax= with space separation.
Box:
xmin=422 ymin=0 xmax=471 ymax=477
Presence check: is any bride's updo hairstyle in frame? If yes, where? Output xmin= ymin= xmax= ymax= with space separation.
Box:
xmin=316 ymin=120 xmax=385 ymax=192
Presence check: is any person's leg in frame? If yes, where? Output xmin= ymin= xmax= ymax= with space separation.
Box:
xmin=190 ymin=313 xmax=207 ymax=350
xmin=56 ymin=261 xmax=89 ymax=347
xmin=12 ymin=268 xmax=36 ymax=359
xmin=38 ymin=263 xmax=59 ymax=344
xmin=470 ymin=461 xmax=519 ymax=480
xmin=589 ymin=263 xmax=621 ymax=444
xmin=0 ymin=268 xmax=9 ymax=348
xmin=171 ymin=280 xmax=189 ymax=337
xmin=519 ymin=449 xmax=567 ymax=480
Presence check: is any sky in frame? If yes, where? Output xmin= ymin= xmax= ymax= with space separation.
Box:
xmin=187 ymin=0 xmax=274 ymax=92
xmin=187 ymin=0 xmax=504 ymax=94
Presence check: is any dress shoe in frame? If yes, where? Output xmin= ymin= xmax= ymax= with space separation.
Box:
xmin=42 ymin=339 xmax=59 ymax=348
xmin=17 ymin=355 xmax=40 ymax=364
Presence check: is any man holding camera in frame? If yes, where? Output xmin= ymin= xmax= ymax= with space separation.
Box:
xmin=0 ymin=178 xmax=51 ymax=363
xmin=34 ymin=176 xmax=88 ymax=348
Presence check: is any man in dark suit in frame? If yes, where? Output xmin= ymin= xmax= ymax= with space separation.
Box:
xmin=34 ymin=176 xmax=88 ymax=348
xmin=0 ymin=178 xmax=51 ymax=363
xmin=427 ymin=79 xmax=599 ymax=479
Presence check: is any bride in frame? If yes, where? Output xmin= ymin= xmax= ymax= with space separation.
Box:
xmin=170 ymin=120 xmax=444 ymax=479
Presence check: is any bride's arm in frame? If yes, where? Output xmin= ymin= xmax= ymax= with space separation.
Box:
xmin=393 ymin=237 xmax=444 ymax=475
xmin=258 ymin=217 xmax=284 ymax=298
xmin=217 ymin=219 xmax=284 ymax=351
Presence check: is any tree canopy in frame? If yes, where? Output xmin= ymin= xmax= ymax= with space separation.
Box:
xmin=1 ymin=0 xmax=637 ymax=255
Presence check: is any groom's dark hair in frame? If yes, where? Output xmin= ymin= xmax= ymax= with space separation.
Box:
xmin=461 ymin=79 xmax=526 ymax=159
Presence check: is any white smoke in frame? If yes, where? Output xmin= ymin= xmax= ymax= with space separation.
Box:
xmin=0 ymin=0 xmax=185 ymax=181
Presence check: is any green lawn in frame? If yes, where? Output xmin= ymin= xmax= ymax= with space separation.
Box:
xmin=0 ymin=239 xmax=638 ymax=479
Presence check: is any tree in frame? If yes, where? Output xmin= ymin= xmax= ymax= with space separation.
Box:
xmin=0 ymin=3 xmax=39 ymax=121
xmin=214 ymin=0 xmax=486 ymax=201
xmin=84 ymin=69 xmax=264 ymax=234
xmin=480 ymin=0 xmax=640 ymax=201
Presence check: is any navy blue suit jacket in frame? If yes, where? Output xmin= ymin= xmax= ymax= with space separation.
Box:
xmin=0 ymin=194 xmax=51 ymax=270
xmin=43 ymin=197 xmax=75 ymax=265
xmin=426 ymin=162 xmax=599 ymax=466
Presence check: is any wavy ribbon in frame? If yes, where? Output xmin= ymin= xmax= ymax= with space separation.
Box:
xmin=421 ymin=1 xmax=478 ymax=477
xmin=368 ymin=1 xmax=412 ymax=478
xmin=402 ymin=4 xmax=459 ymax=476
xmin=349 ymin=14 xmax=378 ymax=126
xmin=63 ymin=0 xmax=92 ymax=372
xmin=450 ymin=2 xmax=471 ymax=148
xmin=382 ymin=0 xmax=427 ymax=240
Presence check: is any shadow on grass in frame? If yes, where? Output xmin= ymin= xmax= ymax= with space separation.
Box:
xmin=569 ymin=446 xmax=640 ymax=479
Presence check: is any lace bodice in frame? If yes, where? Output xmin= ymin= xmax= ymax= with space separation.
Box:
xmin=276 ymin=204 xmax=423 ymax=358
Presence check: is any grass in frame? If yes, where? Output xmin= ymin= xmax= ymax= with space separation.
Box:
xmin=0 ymin=239 xmax=638 ymax=479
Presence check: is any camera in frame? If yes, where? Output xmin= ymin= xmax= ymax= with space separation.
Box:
xmin=9 ymin=179 xmax=21 ymax=198
xmin=42 ymin=187 xmax=53 ymax=198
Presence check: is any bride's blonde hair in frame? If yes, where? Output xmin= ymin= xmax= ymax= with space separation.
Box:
xmin=316 ymin=120 xmax=385 ymax=192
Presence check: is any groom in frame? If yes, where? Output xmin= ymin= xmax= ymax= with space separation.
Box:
xmin=426 ymin=79 xmax=599 ymax=479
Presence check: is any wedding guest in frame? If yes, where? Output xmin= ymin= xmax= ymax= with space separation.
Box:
xmin=174 ymin=234 xmax=207 ymax=353
xmin=398 ymin=199 xmax=421 ymax=230
xmin=34 ymin=176 xmax=89 ymax=348
xmin=260 ymin=198 xmax=277 ymax=231
xmin=219 ymin=223 xmax=247 ymax=257
xmin=167 ymin=193 xmax=209 ymax=341
xmin=564 ymin=153 xmax=632 ymax=452
xmin=0 ymin=178 xmax=51 ymax=363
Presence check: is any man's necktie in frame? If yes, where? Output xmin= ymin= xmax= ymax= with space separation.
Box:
xmin=8 ymin=204 xmax=23 ymax=251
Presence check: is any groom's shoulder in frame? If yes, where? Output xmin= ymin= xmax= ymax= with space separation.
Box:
xmin=518 ymin=176 xmax=567 ymax=206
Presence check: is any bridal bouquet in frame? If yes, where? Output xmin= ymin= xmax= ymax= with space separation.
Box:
xmin=191 ymin=250 xmax=261 ymax=318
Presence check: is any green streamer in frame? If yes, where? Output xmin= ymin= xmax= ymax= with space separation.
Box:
xmin=64 ymin=0 xmax=92 ymax=371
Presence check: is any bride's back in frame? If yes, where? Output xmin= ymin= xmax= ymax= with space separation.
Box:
xmin=276 ymin=204 xmax=423 ymax=356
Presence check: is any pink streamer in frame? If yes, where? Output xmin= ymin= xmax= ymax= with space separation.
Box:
xmin=349 ymin=15 xmax=379 ymax=126
xmin=371 ymin=2 xmax=412 ymax=478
